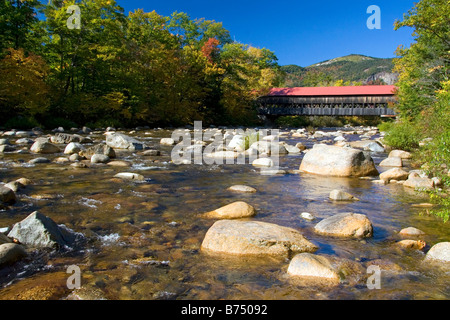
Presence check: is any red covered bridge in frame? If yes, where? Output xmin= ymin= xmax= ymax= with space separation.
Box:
xmin=257 ymin=85 xmax=397 ymax=117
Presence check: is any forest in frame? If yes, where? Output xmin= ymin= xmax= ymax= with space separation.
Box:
xmin=0 ymin=0 xmax=284 ymax=129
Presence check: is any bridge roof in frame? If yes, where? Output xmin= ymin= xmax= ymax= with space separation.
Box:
xmin=268 ymin=85 xmax=397 ymax=97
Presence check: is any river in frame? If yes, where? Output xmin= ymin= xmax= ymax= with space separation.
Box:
xmin=0 ymin=127 xmax=448 ymax=300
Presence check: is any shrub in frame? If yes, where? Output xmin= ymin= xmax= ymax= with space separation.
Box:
xmin=380 ymin=120 xmax=422 ymax=151
xmin=3 ymin=116 xmax=41 ymax=129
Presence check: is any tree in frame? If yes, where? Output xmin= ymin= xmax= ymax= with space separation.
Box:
xmin=393 ymin=0 xmax=449 ymax=119
xmin=0 ymin=48 xmax=50 ymax=122
xmin=0 ymin=0 xmax=42 ymax=54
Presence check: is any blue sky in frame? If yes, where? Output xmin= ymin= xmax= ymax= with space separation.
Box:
xmin=117 ymin=0 xmax=417 ymax=67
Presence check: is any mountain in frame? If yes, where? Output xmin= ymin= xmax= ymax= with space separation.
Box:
xmin=281 ymin=54 xmax=398 ymax=87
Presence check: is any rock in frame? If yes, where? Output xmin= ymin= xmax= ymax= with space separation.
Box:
xmin=0 ymin=233 xmax=12 ymax=244
xmin=7 ymin=211 xmax=84 ymax=249
xmin=204 ymin=151 xmax=239 ymax=160
xmin=295 ymin=142 xmax=307 ymax=151
xmin=106 ymin=133 xmax=144 ymax=151
xmin=107 ymin=160 xmax=132 ymax=167
xmin=141 ymin=150 xmax=161 ymax=156
xmin=204 ymin=201 xmax=256 ymax=219
xmin=15 ymin=178 xmax=33 ymax=186
xmin=226 ymin=135 xmax=245 ymax=151
xmin=389 ymin=150 xmax=412 ymax=159
xmin=54 ymin=157 xmax=70 ymax=164
xmin=425 ymin=242 xmax=450 ymax=262
xmin=201 ymin=220 xmax=318 ymax=257
xmin=28 ymin=157 xmax=51 ymax=164
xmin=379 ymin=168 xmax=409 ymax=182
xmin=314 ymin=213 xmax=373 ymax=238
xmin=0 ymin=243 xmax=27 ymax=266
xmin=30 ymin=140 xmax=60 ymax=154
xmin=284 ymin=144 xmax=301 ymax=154
xmin=79 ymin=143 xmax=116 ymax=159
xmin=160 ymin=138 xmax=176 ymax=146
xmin=364 ymin=142 xmax=385 ymax=153
xmin=90 ymin=154 xmax=110 ymax=164
xmin=51 ymin=133 xmax=82 ymax=144
xmin=227 ymin=185 xmax=257 ymax=193
xmin=15 ymin=138 xmax=34 ymax=145
xmin=403 ymin=177 xmax=434 ymax=190
xmin=0 ymin=145 xmax=15 ymax=153
xmin=379 ymin=157 xmax=403 ymax=167
xmin=395 ymin=240 xmax=426 ymax=250
xmin=4 ymin=181 xmax=24 ymax=193
xmin=287 ymin=253 xmax=340 ymax=282
xmin=299 ymin=144 xmax=378 ymax=177
xmin=329 ymin=189 xmax=359 ymax=201
xmin=0 ymin=138 xmax=10 ymax=145
xmin=113 ymin=172 xmax=145 ymax=181
xmin=399 ymin=227 xmax=425 ymax=237
xmin=300 ymin=212 xmax=316 ymax=221
xmin=69 ymin=153 xmax=84 ymax=161
xmin=0 ymin=186 xmax=16 ymax=205
xmin=252 ymin=158 xmax=273 ymax=167
xmin=64 ymin=142 xmax=85 ymax=155
xmin=249 ymin=141 xmax=287 ymax=155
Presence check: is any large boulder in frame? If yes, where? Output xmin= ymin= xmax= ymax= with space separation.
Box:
xmin=201 ymin=220 xmax=318 ymax=257
xmin=329 ymin=190 xmax=359 ymax=201
xmin=30 ymin=140 xmax=60 ymax=154
xmin=287 ymin=253 xmax=340 ymax=282
xmin=299 ymin=144 xmax=378 ymax=177
xmin=106 ymin=133 xmax=144 ymax=151
xmin=7 ymin=211 xmax=85 ymax=249
xmin=314 ymin=212 xmax=373 ymax=238
xmin=425 ymin=242 xmax=450 ymax=263
xmin=0 ymin=186 xmax=16 ymax=205
xmin=204 ymin=201 xmax=256 ymax=219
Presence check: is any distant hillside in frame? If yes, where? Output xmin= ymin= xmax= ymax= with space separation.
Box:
xmin=281 ymin=54 xmax=398 ymax=87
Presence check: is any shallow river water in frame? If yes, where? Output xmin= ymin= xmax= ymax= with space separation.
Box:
xmin=0 ymin=127 xmax=448 ymax=300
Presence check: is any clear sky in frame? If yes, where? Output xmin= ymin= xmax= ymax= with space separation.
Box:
xmin=117 ymin=0 xmax=417 ymax=67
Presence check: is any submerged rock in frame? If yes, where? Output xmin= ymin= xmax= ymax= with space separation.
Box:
xmin=7 ymin=211 xmax=85 ymax=249
xmin=395 ymin=240 xmax=426 ymax=250
xmin=201 ymin=220 xmax=318 ymax=257
xmin=299 ymin=144 xmax=378 ymax=177
xmin=113 ymin=172 xmax=145 ymax=181
xmin=399 ymin=227 xmax=425 ymax=237
xmin=227 ymin=185 xmax=257 ymax=193
xmin=204 ymin=201 xmax=256 ymax=219
xmin=314 ymin=212 xmax=373 ymax=238
xmin=329 ymin=189 xmax=359 ymax=201
xmin=287 ymin=253 xmax=340 ymax=282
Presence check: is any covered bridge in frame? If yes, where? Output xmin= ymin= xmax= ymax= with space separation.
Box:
xmin=257 ymin=85 xmax=397 ymax=117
